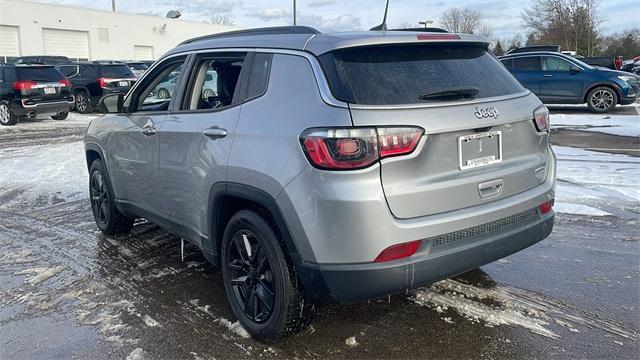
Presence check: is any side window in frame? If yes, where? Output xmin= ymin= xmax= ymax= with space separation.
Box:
xmin=245 ymin=53 xmax=272 ymax=99
xmin=184 ymin=52 xmax=247 ymax=111
xmin=500 ymin=58 xmax=513 ymax=70
xmin=512 ymin=57 xmax=540 ymax=71
xmin=542 ymin=57 xmax=573 ymax=71
xmin=57 ymin=65 xmax=79 ymax=77
xmin=130 ymin=56 xmax=187 ymax=113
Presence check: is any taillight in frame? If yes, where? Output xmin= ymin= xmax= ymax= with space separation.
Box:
xmin=13 ymin=80 xmax=37 ymax=91
xmin=300 ymin=127 xmax=424 ymax=170
xmin=533 ymin=105 xmax=549 ymax=132
xmin=97 ymin=77 xmax=112 ymax=88
xmin=374 ymin=240 xmax=422 ymax=263
xmin=539 ymin=199 xmax=554 ymax=214
xmin=59 ymin=79 xmax=70 ymax=87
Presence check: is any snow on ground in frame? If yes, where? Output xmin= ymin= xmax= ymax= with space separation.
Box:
xmin=0 ymin=112 xmax=98 ymax=133
xmin=550 ymin=112 xmax=640 ymax=137
xmin=0 ymin=141 xmax=88 ymax=208
xmin=553 ymin=145 xmax=640 ymax=216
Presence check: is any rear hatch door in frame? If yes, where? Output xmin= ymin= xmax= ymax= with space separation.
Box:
xmin=16 ymin=66 xmax=67 ymax=101
xmin=320 ymin=42 xmax=550 ymax=218
xmin=100 ymin=64 xmax=137 ymax=90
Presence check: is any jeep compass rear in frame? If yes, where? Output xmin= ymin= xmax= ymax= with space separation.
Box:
xmin=85 ymin=27 xmax=555 ymax=341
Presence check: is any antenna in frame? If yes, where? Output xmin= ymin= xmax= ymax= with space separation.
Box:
xmin=370 ymin=0 xmax=389 ymax=31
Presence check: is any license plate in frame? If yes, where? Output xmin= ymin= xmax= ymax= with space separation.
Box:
xmin=44 ymin=87 xmax=56 ymax=94
xmin=118 ymin=81 xmax=128 ymax=87
xmin=458 ymin=131 xmax=502 ymax=170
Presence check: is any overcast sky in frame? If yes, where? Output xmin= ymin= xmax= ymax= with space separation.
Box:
xmin=30 ymin=0 xmax=638 ymax=40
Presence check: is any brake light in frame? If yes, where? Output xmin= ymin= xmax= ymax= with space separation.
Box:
xmin=300 ymin=127 xmax=424 ymax=170
xmin=97 ymin=77 xmax=112 ymax=88
xmin=13 ymin=80 xmax=37 ymax=91
xmin=374 ymin=240 xmax=422 ymax=262
xmin=539 ymin=199 xmax=554 ymax=214
xmin=417 ymin=34 xmax=460 ymax=40
xmin=533 ymin=105 xmax=549 ymax=132
xmin=59 ymin=79 xmax=70 ymax=87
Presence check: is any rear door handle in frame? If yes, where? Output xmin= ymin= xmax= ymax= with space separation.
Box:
xmin=202 ymin=128 xmax=227 ymax=139
xmin=141 ymin=118 xmax=156 ymax=136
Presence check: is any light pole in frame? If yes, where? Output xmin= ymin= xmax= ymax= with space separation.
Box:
xmin=111 ymin=0 xmax=116 ymax=12
xmin=418 ymin=20 xmax=433 ymax=29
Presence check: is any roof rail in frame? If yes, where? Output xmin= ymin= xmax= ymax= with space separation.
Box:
xmin=180 ymin=26 xmax=321 ymax=45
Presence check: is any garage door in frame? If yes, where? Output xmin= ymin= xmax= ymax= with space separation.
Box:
xmin=133 ymin=45 xmax=154 ymax=60
xmin=43 ymin=28 xmax=90 ymax=60
xmin=0 ymin=25 xmax=20 ymax=62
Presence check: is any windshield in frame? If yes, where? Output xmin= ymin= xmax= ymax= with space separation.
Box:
xmin=101 ymin=65 xmax=134 ymax=78
xmin=319 ymin=43 xmax=525 ymax=105
xmin=17 ymin=66 xmax=64 ymax=81
xmin=566 ymin=56 xmax=594 ymax=69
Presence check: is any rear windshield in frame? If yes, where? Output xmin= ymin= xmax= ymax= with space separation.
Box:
xmin=319 ymin=43 xmax=525 ymax=105
xmin=16 ymin=66 xmax=64 ymax=81
xmin=128 ymin=63 xmax=148 ymax=70
xmin=101 ymin=64 xmax=134 ymax=78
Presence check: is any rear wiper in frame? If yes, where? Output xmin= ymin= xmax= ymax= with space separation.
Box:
xmin=418 ymin=87 xmax=480 ymax=101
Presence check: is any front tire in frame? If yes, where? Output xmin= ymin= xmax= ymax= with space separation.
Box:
xmin=0 ymin=102 xmax=18 ymax=126
xmin=74 ymin=91 xmax=91 ymax=114
xmin=157 ymin=88 xmax=170 ymax=99
xmin=221 ymin=210 xmax=313 ymax=341
xmin=587 ymin=86 xmax=617 ymax=113
xmin=89 ymin=159 xmax=134 ymax=235
xmin=51 ymin=111 xmax=69 ymax=120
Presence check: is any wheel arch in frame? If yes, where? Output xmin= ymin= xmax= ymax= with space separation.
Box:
xmin=582 ymin=82 xmax=622 ymax=103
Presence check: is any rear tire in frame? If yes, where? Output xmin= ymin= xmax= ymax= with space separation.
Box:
xmin=157 ymin=88 xmax=170 ymax=99
xmin=74 ymin=91 xmax=91 ymax=114
xmin=0 ymin=102 xmax=18 ymax=126
xmin=89 ymin=159 xmax=134 ymax=235
xmin=221 ymin=210 xmax=314 ymax=341
xmin=586 ymin=86 xmax=617 ymax=113
xmin=51 ymin=111 xmax=69 ymax=120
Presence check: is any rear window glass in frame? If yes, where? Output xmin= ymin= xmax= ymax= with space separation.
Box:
xmin=319 ymin=44 xmax=525 ymax=105
xmin=16 ymin=66 xmax=64 ymax=81
xmin=101 ymin=65 xmax=134 ymax=78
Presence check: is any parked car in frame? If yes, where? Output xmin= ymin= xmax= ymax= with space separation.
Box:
xmin=621 ymin=58 xmax=640 ymax=75
xmin=151 ymin=70 xmax=217 ymax=100
xmin=86 ymin=26 xmax=556 ymax=340
xmin=125 ymin=61 xmax=151 ymax=78
xmin=12 ymin=55 xmax=71 ymax=65
xmin=580 ymin=55 xmax=623 ymax=70
xmin=500 ymin=51 xmax=639 ymax=112
xmin=0 ymin=64 xmax=74 ymax=126
xmin=56 ymin=61 xmax=136 ymax=113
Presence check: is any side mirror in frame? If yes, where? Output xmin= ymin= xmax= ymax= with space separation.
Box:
xmin=570 ymin=65 xmax=581 ymax=73
xmin=99 ymin=93 xmax=124 ymax=114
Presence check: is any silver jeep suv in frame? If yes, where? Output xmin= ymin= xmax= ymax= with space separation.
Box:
xmin=85 ymin=26 xmax=556 ymax=341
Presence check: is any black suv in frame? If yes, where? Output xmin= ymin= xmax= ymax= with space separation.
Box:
xmin=0 ymin=64 xmax=74 ymax=126
xmin=12 ymin=56 xmax=72 ymax=65
xmin=56 ymin=61 xmax=136 ymax=113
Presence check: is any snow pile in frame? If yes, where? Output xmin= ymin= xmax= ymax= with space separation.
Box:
xmin=345 ymin=336 xmax=359 ymax=347
xmin=14 ymin=266 xmax=66 ymax=286
xmin=0 ymin=141 xmax=88 ymax=208
xmin=553 ymin=145 xmax=640 ymax=216
xmin=550 ymin=113 xmax=640 ymax=137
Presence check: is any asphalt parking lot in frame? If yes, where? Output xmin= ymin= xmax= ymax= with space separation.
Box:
xmin=0 ymin=107 xmax=638 ymax=359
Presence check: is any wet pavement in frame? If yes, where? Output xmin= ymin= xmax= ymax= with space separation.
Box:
xmin=0 ymin=112 xmax=638 ymax=359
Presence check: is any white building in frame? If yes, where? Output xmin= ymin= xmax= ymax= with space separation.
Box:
xmin=0 ymin=0 xmax=234 ymax=62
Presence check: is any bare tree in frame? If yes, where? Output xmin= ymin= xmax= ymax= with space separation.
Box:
xmin=209 ymin=15 xmax=235 ymax=26
xmin=440 ymin=8 xmax=482 ymax=34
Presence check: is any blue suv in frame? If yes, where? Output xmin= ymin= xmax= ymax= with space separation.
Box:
xmin=499 ymin=51 xmax=639 ymax=112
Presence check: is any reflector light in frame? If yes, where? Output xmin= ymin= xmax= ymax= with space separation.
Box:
xmin=417 ymin=34 xmax=460 ymax=40
xmin=374 ymin=240 xmax=422 ymax=262
xmin=59 ymin=79 xmax=70 ymax=87
xmin=13 ymin=80 xmax=37 ymax=91
xmin=97 ymin=77 xmax=113 ymax=88
xmin=539 ymin=199 xmax=554 ymax=214
xmin=533 ymin=105 xmax=550 ymax=132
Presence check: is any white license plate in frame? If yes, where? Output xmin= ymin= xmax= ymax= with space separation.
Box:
xmin=458 ymin=131 xmax=502 ymax=170
xmin=118 ymin=81 xmax=128 ymax=87
xmin=44 ymin=87 xmax=56 ymax=94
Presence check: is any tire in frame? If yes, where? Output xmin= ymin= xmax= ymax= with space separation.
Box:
xmin=586 ymin=86 xmax=618 ymax=113
xmin=203 ymin=88 xmax=215 ymax=98
xmin=157 ymin=88 xmax=170 ymax=99
xmin=74 ymin=91 xmax=91 ymax=114
xmin=0 ymin=102 xmax=18 ymax=126
xmin=221 ymin=210 xmax=314 ymax=341
xmin=51 ymin=111 xmax=69 ymax=120
xmin=89 ymin=159 xmax=134 ymax=235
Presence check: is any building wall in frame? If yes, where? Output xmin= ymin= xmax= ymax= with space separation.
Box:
xmin=0 ymin=0 xmax=234 ymax=62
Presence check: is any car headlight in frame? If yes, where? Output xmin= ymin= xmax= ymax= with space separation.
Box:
xmin=618 ymin=75 xmax=638 ymax=84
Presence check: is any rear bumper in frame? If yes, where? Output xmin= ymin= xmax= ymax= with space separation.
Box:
xmin=300 ymin=211 xmax=554 ymax=303
xmin=11 ymin=99 xmax=74 ymax=116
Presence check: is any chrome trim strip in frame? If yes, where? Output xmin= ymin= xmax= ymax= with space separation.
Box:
xmin=348 ymin=90 xmax=532 ymax=110
xmin=21 ymin=99 xmax=74 ymax=108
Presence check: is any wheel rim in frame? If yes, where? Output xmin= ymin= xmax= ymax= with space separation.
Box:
xmin=158 ymin=89 xmax=170 ymax=99
xmin=590 ymin=89 xmax=614 ymax=110
xmin=90 ymin=170 xmax=109 ymax=225
xmin=203 ymin=89 xmax=214 ymax=98
xmin=227 ymin=231 xmax=275 ymax=323
xmin=76 ymin=94 xmax=88 ymax=112
xmin=0 ymin=104 xmax=10 ymax=124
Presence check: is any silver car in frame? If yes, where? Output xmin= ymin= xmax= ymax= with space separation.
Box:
xmin=85 ymin=26 xmax=556 ymax=341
